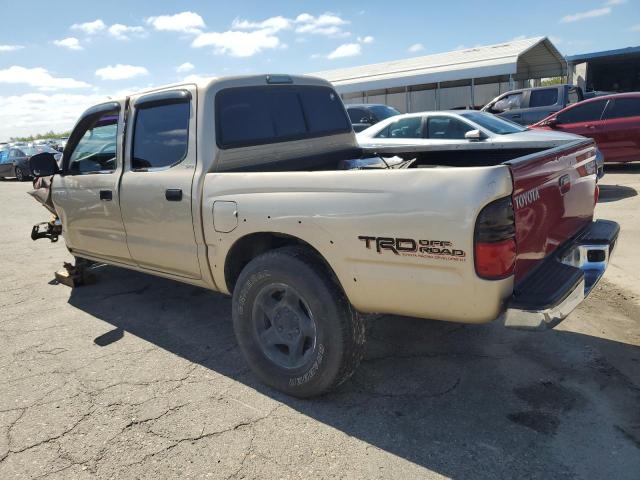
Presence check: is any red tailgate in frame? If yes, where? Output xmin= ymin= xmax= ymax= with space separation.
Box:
xmin=507 ymin=140 xmax=598 ymax=282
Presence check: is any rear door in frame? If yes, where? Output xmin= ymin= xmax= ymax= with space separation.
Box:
xmin=599 ymin=97 xmax=640 ymax=162
xmin=119 ymin=87 xmax=201 ymax=279
xmin=507 ymin=140 xmax=598 ymax=281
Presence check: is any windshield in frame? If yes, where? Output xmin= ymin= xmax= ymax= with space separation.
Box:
xmin=459 ymin=111 xmax=527 ymax=135
xmin=369 ymin=105 xmax=401 ymax=121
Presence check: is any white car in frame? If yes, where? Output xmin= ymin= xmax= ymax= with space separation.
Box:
xmin=356 ymin=110 xmax=584 ymax=153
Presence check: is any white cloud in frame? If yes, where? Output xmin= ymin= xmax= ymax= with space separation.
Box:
xmin=0 ymin=92 xmax=114 ymax=139
xmin=53 ymin=37 xmax=83 ymax=50
xmin=182 ymin=73 xmax=217 ymax=83
xmin=295 ymin=13 xmax=350 ymax=36
xmin=408 ymin=43 xmax=424 ymax=53
xmin=146 ymin=11 xmax=205 ymax=34
xmin=631 ymin=24 xmax=640 ymax=31
xmin=327 ymin=43 xmax=361 ymax=60
xmin=176 ymin=62 xmax=195 ymax=73
xmin=95 ymin=64 xmax=149 ymax=80
xmin=71 ymin=19 xmax=106 ymax=34
xmin=604 ymin=0 xmax=626 ymax=5
xmin=192 ymin=29 xmax=280 ymax=57
xmin=0 ymin=44 xmax=24 ymax=52
xmin=358 ymin=35 xmax=374 ymax=44
xmin=231 ymin=15 xmax=292 ymax=34
xmin=560 ymin=7 xmax=611 ymax=23
xmin=108 ymin=24 xmax=146 ymax=40
xmin=0 ymin=66 xmax=91 ymax=91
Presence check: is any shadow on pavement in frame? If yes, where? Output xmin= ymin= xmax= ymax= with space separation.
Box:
xmin=67 ymin=265 xmax=640 ymax=479
xmin=603 ymin=163 xmax=640 ymax=174
xmin=598 ymin=184 xmax=638 ymax=203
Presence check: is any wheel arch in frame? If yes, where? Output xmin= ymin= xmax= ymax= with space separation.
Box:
xmin=223 ymin=232 xmax=343 ymax=295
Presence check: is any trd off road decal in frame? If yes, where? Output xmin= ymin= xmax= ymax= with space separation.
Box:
xmin=358 ymin=236 xmax=466 ymax=261
xmin=514 ymin=187 xmax=540 ymax=210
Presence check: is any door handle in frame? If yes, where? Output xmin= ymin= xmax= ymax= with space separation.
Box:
xmin=165 ymin=189 xmax=183 ymax=201
xmin=512 ymin=114 xmax=521 ymax=119
xmin=586 ymin=124 xmax=596 ymax=129
xmin=99 ymin=190 xmax=113 ymax=201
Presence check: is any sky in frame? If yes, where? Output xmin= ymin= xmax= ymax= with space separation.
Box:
xmin=1 ymin=0 xmax=639 ymax=139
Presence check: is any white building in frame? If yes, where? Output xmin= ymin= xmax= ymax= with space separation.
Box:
xmin=312 ymin=37 xmax=566 ymax=112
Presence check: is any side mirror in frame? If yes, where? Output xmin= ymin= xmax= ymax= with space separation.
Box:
xmin=544 ymin=117 xmax=558 ymax=128
xmin=29 ymin=152 xmax=60 ymax=177
xmin=465 ymin=129 xmax=484 ymax=141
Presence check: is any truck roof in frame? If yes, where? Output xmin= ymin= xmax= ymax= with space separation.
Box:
xmin=106 ymin=74 xmax=334 ymax=105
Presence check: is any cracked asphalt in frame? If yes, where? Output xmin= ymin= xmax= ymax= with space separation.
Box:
xmin=1 ymin=166 xmax=639 ymax=479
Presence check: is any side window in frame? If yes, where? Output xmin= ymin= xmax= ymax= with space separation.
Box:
xmin=0 ymin=151 xmax=7 ymax=163
xmin=376 ymin=117 xmax=422 ymax=139
xmin=348 ymin=108 xmax=368 ymax=123
xmin=603 ymin=98 xmax=640 ymax=120
xmin=68 ymin=113 xmax=119 ymax=174
xmin=529 ymin=89 xmax=559 ymax=108
xmin=557 ymin=100 xmax=607 ymax=125
xmin=132 ymin=102 xmax=190 ymax=170
xmin=9 ymin=149 xmax=21 ymax=159
xmin=427 ymin=116 xmax=474 ymax=140
xmin=493 ymin=92 xmax=523 ymax=112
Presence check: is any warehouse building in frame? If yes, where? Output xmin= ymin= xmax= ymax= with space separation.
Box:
xmin=312 ymin=37 xmax=566 ymax=112
xmin=567 ymin=45 xmax=640 ymax=93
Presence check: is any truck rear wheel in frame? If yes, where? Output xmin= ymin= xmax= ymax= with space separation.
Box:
xmin=232 ymin=246 xmax=365 ymax=398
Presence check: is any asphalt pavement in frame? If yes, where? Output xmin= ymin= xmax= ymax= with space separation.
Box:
xmin=0 ymin=168 xmax=639 ymax=479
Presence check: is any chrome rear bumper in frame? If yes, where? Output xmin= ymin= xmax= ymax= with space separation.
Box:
xmin=502 ymin=220 xmax=619 ymax=330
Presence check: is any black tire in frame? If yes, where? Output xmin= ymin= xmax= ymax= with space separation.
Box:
xmin=14 ymin=167 xmax=26 ymax=182
xmin=232 ymin=246 xmax=365 ymax=398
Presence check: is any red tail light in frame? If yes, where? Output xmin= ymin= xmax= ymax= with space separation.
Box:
xmin=474 ymin=197 xmax=516 ymax=280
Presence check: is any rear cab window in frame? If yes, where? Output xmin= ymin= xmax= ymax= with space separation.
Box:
xmin=216 ymin=85 xmax=350 ymax=149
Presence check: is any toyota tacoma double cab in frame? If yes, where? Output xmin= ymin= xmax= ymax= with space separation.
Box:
xmin=28 ymin=74 xmax=619 ymax=397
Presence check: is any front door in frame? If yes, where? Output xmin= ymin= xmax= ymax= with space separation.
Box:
xmin=52 ymin=102 xmax=131 ymax=263
xmin=119 ymin=87 xmax=201 ymax=279
xmin=553 ymin=99 xmax=610 ymax=154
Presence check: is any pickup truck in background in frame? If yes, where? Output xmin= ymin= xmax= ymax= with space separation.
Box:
xmin=29 ymin=74 xmax=618 ymax=398
xmin=482 ymin=84 xmax=584 ymax=125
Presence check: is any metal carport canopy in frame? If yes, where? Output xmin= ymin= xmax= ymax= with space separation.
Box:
xmin=311 ymin=37 xmax=565 ymax=94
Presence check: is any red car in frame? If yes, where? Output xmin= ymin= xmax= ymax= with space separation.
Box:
xmin=532 ymin=93 xmax=640 ymax=163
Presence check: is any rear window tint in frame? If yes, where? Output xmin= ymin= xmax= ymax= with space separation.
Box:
xmin=216 ymin=85 xmax=350 ymax=149
xmin=603 ymin=98 xmax=640 ymax=119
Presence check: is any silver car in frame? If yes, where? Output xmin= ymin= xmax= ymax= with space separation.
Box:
xmin=357 ymin=110 xmax=585 ymax=152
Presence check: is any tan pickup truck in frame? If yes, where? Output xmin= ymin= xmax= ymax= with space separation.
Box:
xmin=29 ymin=74 xmax=619 ymax=397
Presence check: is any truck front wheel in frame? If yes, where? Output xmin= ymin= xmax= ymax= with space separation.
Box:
xmin=232 ymin=246 xmax=365 ymax=398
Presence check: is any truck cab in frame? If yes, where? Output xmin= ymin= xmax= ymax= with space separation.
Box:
xmin=482 ymin=84 xmax=584 ymax=125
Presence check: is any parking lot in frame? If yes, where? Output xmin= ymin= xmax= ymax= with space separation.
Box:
xmin=0 ymin=167 xmax=639 ymax=479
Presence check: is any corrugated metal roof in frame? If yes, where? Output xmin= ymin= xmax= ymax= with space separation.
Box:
xmin=311 ymin=37 xmax=565 ymax=94
xmin=566 ymin=45 xmax=640 ymax=63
